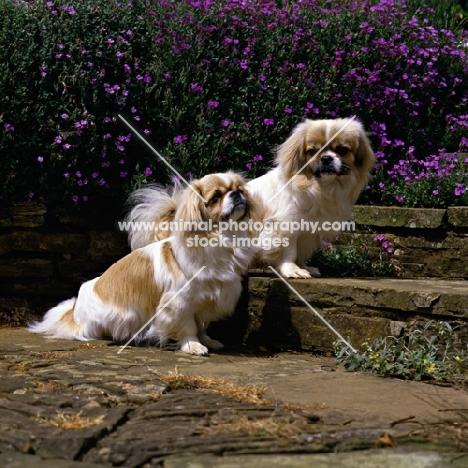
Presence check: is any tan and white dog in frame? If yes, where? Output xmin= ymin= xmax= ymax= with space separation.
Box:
xmin=29 ymin=172 xmax=254 ymax=355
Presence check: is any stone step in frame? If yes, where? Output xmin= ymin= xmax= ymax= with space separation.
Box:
xmin=214 ymin=275 xmax=468 ymax=352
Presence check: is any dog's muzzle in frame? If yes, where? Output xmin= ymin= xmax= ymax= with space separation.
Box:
xmin=220 ymin=191 xmax=247 ymax=221
xmin=314 ymin=154 xmax=349 ymax=176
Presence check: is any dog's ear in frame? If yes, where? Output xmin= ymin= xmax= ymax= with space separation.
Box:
xmin=275 ymin=120 xmax=309 ymax=180
xmin=175 ymin=182 xmax=206 ymax=227
xmin=350 ymin=129 xmax=376 ymax=202
xmin=355 ymin=131 xmax=376 ymax=172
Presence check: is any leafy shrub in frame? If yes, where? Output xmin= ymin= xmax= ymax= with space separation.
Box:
xmin=0 ymin=0 xmax=467 ymax=209
xmin=335 ymin=320 xmax=468 ymax=383
xmin=312 ymin=234 xmax=398 ymax=277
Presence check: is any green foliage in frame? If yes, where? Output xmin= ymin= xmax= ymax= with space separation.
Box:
xmin=369 ymin=153 xmax=468 ymax=208
xmin=312 ymin=234 xmax=397 ymax=277
xmin=0 ymin=0 xmax=467 ymax=209
xmin=335 ymin=321 xmax=468 ymax=383
xmin=405 ymin=0 xmax=461 ymax=29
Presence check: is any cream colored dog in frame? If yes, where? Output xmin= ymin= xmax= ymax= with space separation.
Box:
xmin=247 ymin=118 xmax=375 ymax=278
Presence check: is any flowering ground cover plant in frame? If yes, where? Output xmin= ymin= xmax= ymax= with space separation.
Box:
xmin=312 ymin=234 xmax=398 ymax=277
xmin=0 ymin=0 xmax=467 ymax=208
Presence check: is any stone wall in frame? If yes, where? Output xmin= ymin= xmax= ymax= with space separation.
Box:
xmin=1 ymin=202 xmax=467 ymax=332
xmin=0 ymin=202 xmax=129 ymax=325
xmin=233 ymin=276 xmax=468 ymax=352
xmin=351 ymin=205 xmax=468 ymax=278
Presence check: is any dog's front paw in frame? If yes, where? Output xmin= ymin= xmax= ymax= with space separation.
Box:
xmin=278 ymin=263 xmax=312 ymax=279
xmin=199 ymin=334 xmax=224 ymax=350
xmin=179 ymin=337 xmax=209 ymax=355
xmin=304 ymin=266 xmax=321 ymax=278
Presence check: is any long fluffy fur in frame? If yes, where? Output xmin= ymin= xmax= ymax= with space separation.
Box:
xmin=125 ymin=184 xmax=180 ymax=250
xmin=29 ymin=173 xmax=254 ymax=355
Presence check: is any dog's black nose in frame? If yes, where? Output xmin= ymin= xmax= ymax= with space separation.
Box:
xmin=321 ymin=155 xmax=334 ymax=165
xmin=230 ymin=190 xmax=242 ymax=201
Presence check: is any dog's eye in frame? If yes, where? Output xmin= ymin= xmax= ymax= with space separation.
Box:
xmin=210 ymin=193 xmax=221 ymax=204
xmin=336 ymin=146 xmax=349 ymax=156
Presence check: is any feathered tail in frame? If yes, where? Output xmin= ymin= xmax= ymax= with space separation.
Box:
xmin=125 ymin=184 xmax=181 ymax=250
xmin=28 ymin=298 xmax=83 ymax=340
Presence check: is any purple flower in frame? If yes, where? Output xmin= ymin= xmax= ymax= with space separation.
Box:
xmin=221 ymin=119 xmax=231 ymax=127
xmin=61 ymin=113 xmax=69 ymax=119
xmin=54 ymin=136 xmax=62 ymax=144
xmin=207 ymin=100 xmax=219 ymax=109
xmin=455 ymin=184 xmax=466 ymax=196
xmin=263 ymin=118 xmax=274 ymax=126
xmin=143 ymin=167 xmax=153 ymax=176
xmin=4 ymin=123 xmax=14 ymax=132
xmin=284 ymin=106 xmax=293 ymax=114
xmin=173 ymin=134 xmax=188 ymax=144
xmin=37 ymin=156 xmax=43 ymax=163
xmin=63 ymin=143 xmax=71 ymax=149
xmin=190 ymin=82 xmax=204 ymax=93
xmin=163 ymin=71 xmax=171 ymax=79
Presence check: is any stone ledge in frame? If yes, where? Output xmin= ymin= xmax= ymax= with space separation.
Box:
xmin=352 ymin=206 xmax=446 ymax=228
xmin=227 ymin=275 xmax=468 ymax=351
xmin=447 ymin=206 xmax=468 ymax=227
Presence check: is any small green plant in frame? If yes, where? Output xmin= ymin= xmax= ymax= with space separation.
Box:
xmin=312 ymin=234 xmax=398 ymax=277
xmin=334 ymin=321 xmax=468 ymax=383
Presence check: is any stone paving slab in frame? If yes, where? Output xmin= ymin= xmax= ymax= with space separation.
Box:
xmin=0 ymin=328 xmax=467 ymax=467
